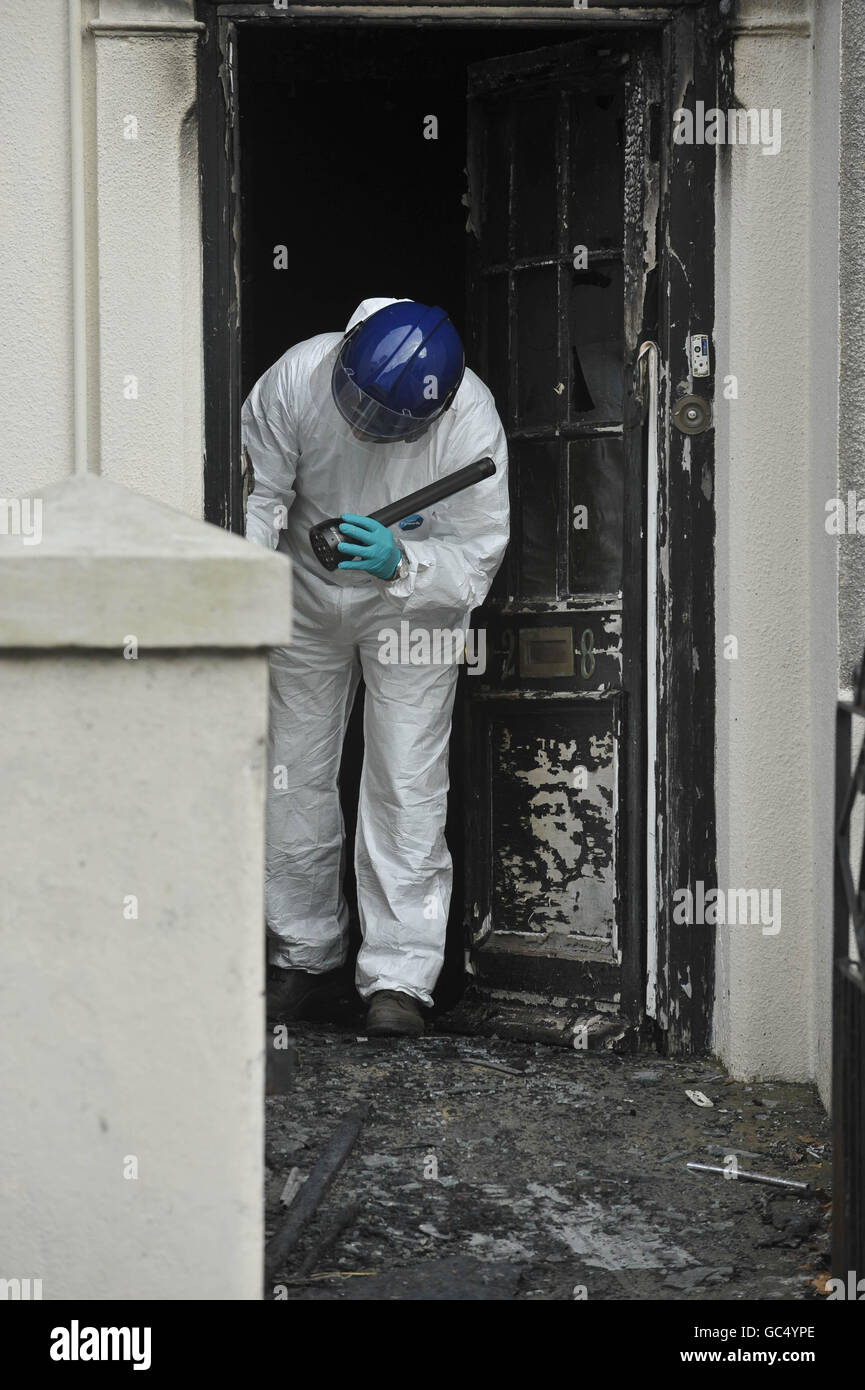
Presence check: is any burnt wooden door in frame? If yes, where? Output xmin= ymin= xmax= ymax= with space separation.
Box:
xmin=462 ymin=38 xmax=659 ymax=1042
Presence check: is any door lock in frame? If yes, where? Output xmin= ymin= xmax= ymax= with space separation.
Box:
xmin=672 ymin=394 xmax=712 ymax=435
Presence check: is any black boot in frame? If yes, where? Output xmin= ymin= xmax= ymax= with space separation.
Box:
xmin=266 ymin=964 xmax=346 ymax=1023
xmin=365 ymin=990 xmax=425 ymax=1037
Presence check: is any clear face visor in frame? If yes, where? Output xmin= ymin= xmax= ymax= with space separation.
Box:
xmin=331 ymin=339 xmax=451 ymax=444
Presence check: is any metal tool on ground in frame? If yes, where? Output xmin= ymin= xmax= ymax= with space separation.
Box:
xmin=309 ymin=457 xmax=496 ymax=571
xmin=266 ymin=1103 xmax=368 ymax=1279
xmin=458 ymin=1056 xmax=527 ymax=1077
xmin=686 ymin=1161 xmax=812 ymax=1193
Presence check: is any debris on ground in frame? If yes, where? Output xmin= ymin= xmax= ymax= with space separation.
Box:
xmin=685 ymin=1089 xmax=714 ymax=1108
xmin=265 ymin=1027 xmax=831 ymax=1301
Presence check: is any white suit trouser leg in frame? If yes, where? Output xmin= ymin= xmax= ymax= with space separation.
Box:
xmin=266 ymin=599 xmax=361 ymax=976
xmin=353 ymin=625 xmax=458 ymax=1005
xmin=266 ymin=573 xmax=459 ymax=1006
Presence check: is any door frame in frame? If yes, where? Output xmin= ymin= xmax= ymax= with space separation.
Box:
xmin=196 ymin=0 xmax=720 ymax=1054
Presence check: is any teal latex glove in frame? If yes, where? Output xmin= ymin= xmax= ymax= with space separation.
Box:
xmin=337 ymin=514 xmax=401 ymax=578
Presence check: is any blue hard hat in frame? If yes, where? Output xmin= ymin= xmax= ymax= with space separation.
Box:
xmin=331 ymin=301 xmax=465 ymax=443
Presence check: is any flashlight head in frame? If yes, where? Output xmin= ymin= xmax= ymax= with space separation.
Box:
xmin=309 ymin=518 xmax=345 ymax=571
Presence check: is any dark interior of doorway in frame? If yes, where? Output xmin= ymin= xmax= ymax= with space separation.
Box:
xmin=239 ymin=24 xmax=583 ymax=1008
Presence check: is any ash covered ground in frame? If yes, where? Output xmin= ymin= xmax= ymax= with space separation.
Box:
xmin=265 ymin=1026 xmax=831 ymax=1301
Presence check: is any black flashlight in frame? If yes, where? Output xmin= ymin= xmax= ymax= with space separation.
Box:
xmin=308 ymin=457 xmax=496 ymax=571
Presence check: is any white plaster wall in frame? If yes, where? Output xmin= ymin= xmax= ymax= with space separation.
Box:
xmin=0 ymin=653 xmax=268 ymax=1300
xmin=94 ymin=14 xmax=204 ymax=515
xmin=0 ymin=0 xmax=204 ymax=514
xmin=809 ymin=0 xmax=841 ymax=1111
xmin=714 ymin=0 xmax=838 ymax=1089
xmin=0 ymin=1 xmax=80 ymax=495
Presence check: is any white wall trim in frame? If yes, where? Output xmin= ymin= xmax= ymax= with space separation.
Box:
xmin=90 ymin=0 xmax=203 ymax=34
xmin=88 ymin=20 xmax=205 ymax=33
xmin=726 ymin=23 xmax=812 ymax=37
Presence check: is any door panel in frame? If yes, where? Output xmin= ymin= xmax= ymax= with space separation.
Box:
xmin=513 ymin=438 xmax=559 ymax=598
xmin=568 ymin=437 xmax=625 ymax=593
xmin=464 ymin=36 xmax=659 ymax=1028
xmin=489 ymin=704 xmax=619 ymax=950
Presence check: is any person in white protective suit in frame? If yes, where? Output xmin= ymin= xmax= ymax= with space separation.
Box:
xmin=242 ymin=297 xmax=509 ymax=1036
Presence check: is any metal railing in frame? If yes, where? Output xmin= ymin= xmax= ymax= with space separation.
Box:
xmin=832 ymin=654 xmax=865 ymax=1278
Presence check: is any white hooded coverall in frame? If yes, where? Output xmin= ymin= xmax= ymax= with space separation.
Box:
xmin=242 ymin=298 xmax=510 ymax=1005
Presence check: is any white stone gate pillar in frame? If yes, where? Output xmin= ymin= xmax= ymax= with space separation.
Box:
xmin=0 ymin=475 xmax=292 ymax=1300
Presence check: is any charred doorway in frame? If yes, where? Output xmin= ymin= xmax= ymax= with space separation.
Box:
xmin=204 ymin=5 xmax=718 ymax=1054
xmin=236 ymin=25 xmax=637 ymax=1014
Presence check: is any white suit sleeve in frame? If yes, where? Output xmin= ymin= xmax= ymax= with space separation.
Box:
xmin=241 ymin=356 xmax=299 ymax=551
xmin=373 ymin=393 xmax=510 ymax=614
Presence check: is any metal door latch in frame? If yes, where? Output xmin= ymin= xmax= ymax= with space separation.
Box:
xmin=672 ymin=394 xmax=712 ymax=435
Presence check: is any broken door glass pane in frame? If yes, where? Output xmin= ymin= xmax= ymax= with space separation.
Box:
xmin=567 ymin=259 xmax=624 ymax=423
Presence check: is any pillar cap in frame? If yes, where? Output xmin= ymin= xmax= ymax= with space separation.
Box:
xmin=0 ymin=475 xmax=292 ymax=649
